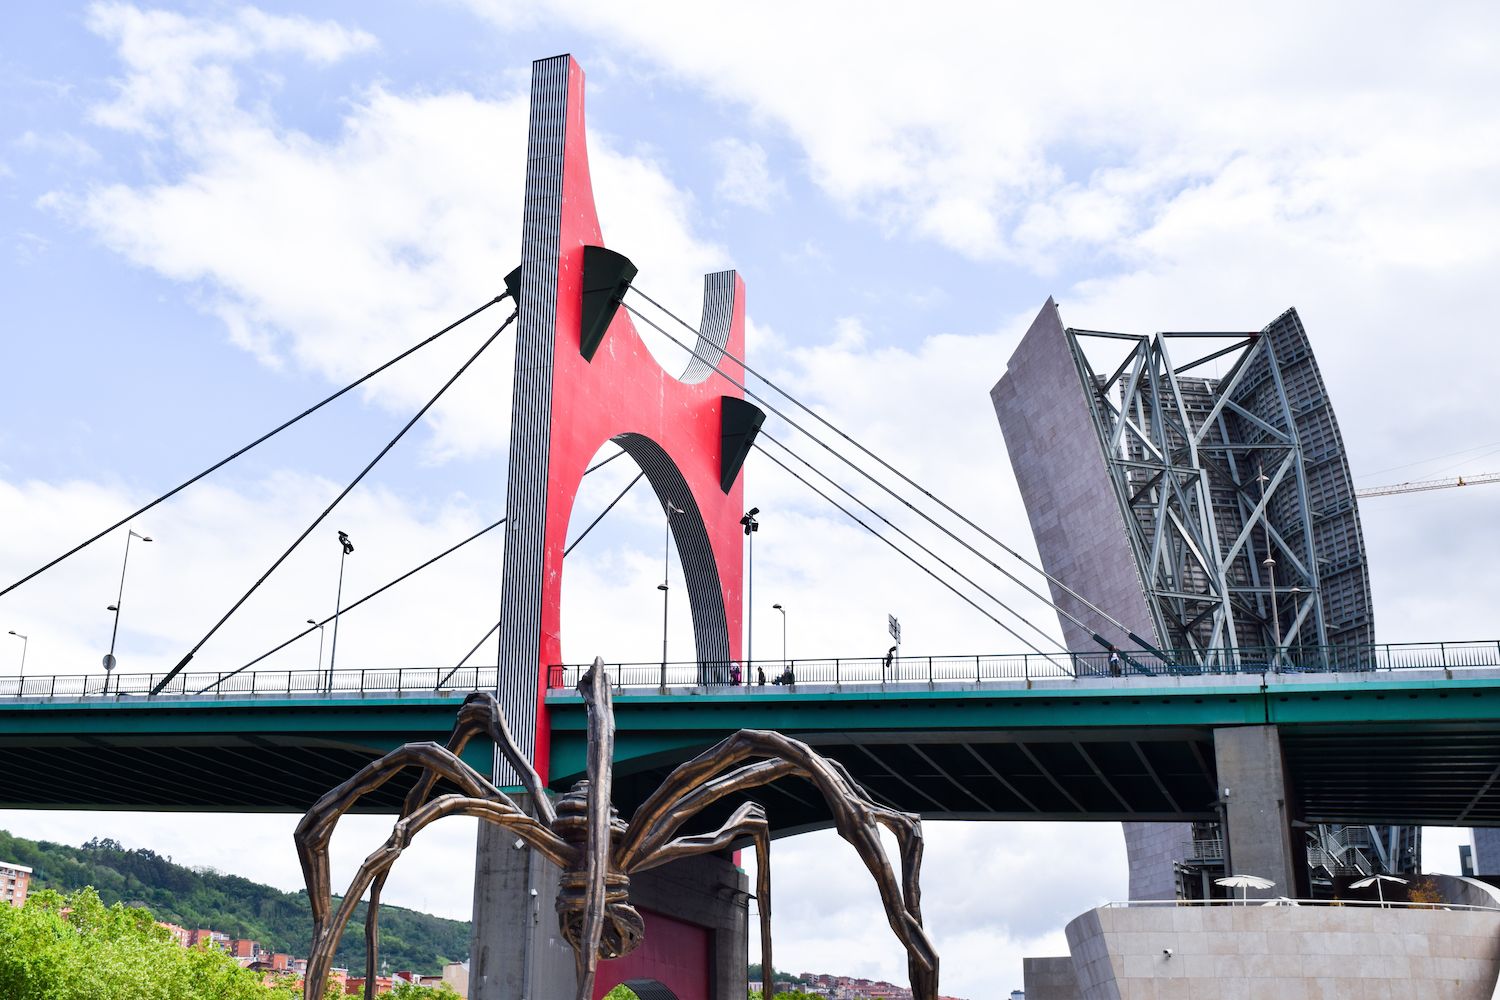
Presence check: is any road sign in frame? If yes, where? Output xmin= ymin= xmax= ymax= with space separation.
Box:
xmin=888 ymin=615 xmax=900 ymax=644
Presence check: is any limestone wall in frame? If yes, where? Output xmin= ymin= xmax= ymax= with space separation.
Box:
xmin=1062 ymin=903 xmax=1500 ymax=999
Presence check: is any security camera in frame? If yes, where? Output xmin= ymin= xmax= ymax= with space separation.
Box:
xmin=1162 ymin=948 xmax=1173 ymax=958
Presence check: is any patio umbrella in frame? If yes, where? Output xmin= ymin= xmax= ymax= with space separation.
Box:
xmin=1214 ymin=874 xmax=1276 ymax=904
xmin=1349 ymin=873 xmax=1409 ymax=907
xmin=1259 ymin=896 xmax=1300 ymax=906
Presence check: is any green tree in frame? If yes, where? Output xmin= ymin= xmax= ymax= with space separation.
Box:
xmin=0 ymin=829 xmax=467 ymax=974
xmin=388 ymin=982 xmax=461 ymax=999
xmin=0 ymin=887 xmax=300 ymax=1000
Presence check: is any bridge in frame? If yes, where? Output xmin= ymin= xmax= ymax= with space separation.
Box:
xmin=5 ymin=641 xmax=1500 ymax=832
xmin=2 ymin=51 xmax=1489 ymax=1000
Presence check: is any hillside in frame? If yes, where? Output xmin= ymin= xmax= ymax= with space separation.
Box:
xmin=0 ymin=830 xmax=468 ymax=975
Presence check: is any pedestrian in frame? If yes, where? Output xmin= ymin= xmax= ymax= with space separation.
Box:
xmin=757 ymin=665 xmax=766 ymax=686
xmin=730 ymin=662 xmax=742 ymax=686
xmin=1108 ymin=649 xmax=1122 ymax=677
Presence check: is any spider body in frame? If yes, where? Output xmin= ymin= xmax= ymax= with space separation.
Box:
xmin=296 ymin=659 xmax=938 ymax=1000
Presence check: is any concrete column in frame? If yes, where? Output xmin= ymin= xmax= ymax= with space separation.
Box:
xmin=469 ymin=814 xmax=577 ymax=1000
xmin=471 ymin=811 xmax=749 ymax=1000
xmin=1213 ymin=724 xmax=1302 ymax=899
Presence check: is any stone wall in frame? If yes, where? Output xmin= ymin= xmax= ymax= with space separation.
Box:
xmin=1023 ymin=955 xmax=1083 ymax=999
xmin=1063 ymin=903 xmax=1500 ymax=999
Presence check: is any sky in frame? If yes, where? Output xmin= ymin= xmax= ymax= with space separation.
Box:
xmin=2 ymin=2 xmax=1500 ymax=995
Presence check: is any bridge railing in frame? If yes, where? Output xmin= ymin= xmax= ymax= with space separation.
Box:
xmin=0 ymin=666 xmax=501 ymax=700
xmin=544 ymin=639 xmax=1500 ymax=690
xmin=3 ymin=639 xmax=1499 ymax=699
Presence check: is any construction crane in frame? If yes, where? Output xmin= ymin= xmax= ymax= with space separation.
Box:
xmin=1356 ymin=472 xmax=1500 ymax=498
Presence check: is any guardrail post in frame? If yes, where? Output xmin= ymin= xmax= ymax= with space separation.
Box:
xmin=1441 ymin=642 xmax=1448 ymax=668
xmin=928 ymin=656 xmax=933 ymax=684
xmin=976 ymin=655 xmax=981 ymax=683
xmin=835 ymin=658 xmax=840 ymax=686
xmin=398 ymin=667 xmax=404 ymax=692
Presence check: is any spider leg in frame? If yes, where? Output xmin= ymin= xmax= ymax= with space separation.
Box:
xmin=574 ymin=657 xmax=615 ymax=1000
xmin=617 ymin=730 xmax=940 ymax=1000
xmin=436 ymin=690 xmax=557 ymax=826
xmin=301 ymin=793 xmax=573 ymax=1000
xmin=621 ymin=758 xmax=799 ymax=864
xmin=348 ymin=693 xmax=555 ymax=998
xmin=630 ymin=800 xmax=774 ymax=988
xmin=295 ymin=743 xmax=571 ymax=999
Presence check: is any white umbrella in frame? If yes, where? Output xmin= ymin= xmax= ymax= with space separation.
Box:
xmin=1259 ymin=896 xmax=1300 ymax=907
xmin=1350 ymin=873 xmax=1409 ymax=907
xmin=1215 ymin=874 xmax=1276 ymax=904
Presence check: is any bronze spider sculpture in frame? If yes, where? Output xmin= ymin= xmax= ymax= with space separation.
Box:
xmin=295 ymin=658 xmax=939 ymax=1000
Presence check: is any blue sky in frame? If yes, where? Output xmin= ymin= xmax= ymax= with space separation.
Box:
xmin=3 ymin=3 xmax=1500 ymax=994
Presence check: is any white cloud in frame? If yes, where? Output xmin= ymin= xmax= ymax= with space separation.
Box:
xmin=459 ymin=0 xmax=1500 ymax=272
xmin=712 ymin=137 xmax=782 ymax=210
xmin=13 ymin=130 xmax=101 ymax=165
xmin=84 ymin=2 xmax=377 ymax=134
xmin=49 ymin=4 xmax=730 ymax=464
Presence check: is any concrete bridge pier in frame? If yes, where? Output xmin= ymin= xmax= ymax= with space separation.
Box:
xmin=469 ymin=806 xmax=749 ymax=1000
xmin=1214 ymin=724 xmax=1307 ymax=899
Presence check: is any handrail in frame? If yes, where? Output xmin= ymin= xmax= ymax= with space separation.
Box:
xmin=2 ymin=637 xmax=1499 ymax=701
xmin=1105 ymin=898 xmax=1500 ymax=911
xmin=0 ymin=666 xmax=501 ymax=701
xmin=544 ymin=638 xmax=1500 ymax=689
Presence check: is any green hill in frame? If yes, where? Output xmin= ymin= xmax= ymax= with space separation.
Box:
xmin=0 ymin=829 xmax=468 ymax=975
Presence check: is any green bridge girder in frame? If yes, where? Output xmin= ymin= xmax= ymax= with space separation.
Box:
xmin=1 ymin=672 xmax=1498 ymax=830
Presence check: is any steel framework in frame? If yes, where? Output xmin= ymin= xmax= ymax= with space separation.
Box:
xmin=1064 ymin=309 xmax=1373 ymax=667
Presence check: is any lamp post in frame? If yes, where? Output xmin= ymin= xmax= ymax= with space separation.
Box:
xmin=306 ymin=619 xmax=327 ymax=679
xmin=659 ymin=503 xmax=683 ymax=689
xmin=740 ymin=508 xmax=759 ymax=673
xmin=7 ymin=631 xmax=26 ymax=679
xmin=328 ymin=531 xmax=355 ymax=691
xmin=104 ymin=528 xmax=152 ymax=693
xmin=772 ymin=603 xmax=786 ymax=675
xmin=1263 ymin=553 xmax=1280 ymax=665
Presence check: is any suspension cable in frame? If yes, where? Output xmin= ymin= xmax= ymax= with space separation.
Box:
xmin=629 ymin=287 xmax=1161 ymax=653
xmin=207 ymin=443 xmax=632 ymax=692
xmin=437 ymin=618 xmax=504 ymax=691
xmin=565 ymin=472 xmax=644 ymax=557
xmin=757 ymin=433 xmax=1065 ymax=654
xmin=438 ymin=468 xmax=645 ymax=689
xmin=622 ymin=297 xmax=1136 ymax=653
xmin=757 ymin=445 xmax=1070 ymax=673
xmin=2 ymin=293 xmax=510 ymax=600
xmin=202 ymin=515 xmax=508 ymax=693
xmin=151 ymin=310 xmax=518 ymax=695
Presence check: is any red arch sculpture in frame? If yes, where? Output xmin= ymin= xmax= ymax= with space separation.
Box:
xmin=495 ymin=55 xmax=755 ymax=782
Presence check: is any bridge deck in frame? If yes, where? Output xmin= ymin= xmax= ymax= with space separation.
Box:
xmin=3 ymin=667 xmax=1496 ymax=834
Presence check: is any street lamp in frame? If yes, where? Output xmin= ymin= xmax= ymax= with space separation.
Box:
xmin=772 ymin=603 xmax=787 ymax=674
xmin=660 ymin=503 xmax=683 ymax=689
xmin=104 ymin=528 xmax=152 ymax=692
xmin=328 ymin=530 xmax=355 ymax=691
xmin=306 ymin=619 xmax=327 ymax=678
xmin=740 ymin=508 xmax=760 ymax=671
xmin=7 ymin=631 xmax=26 ymax=679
